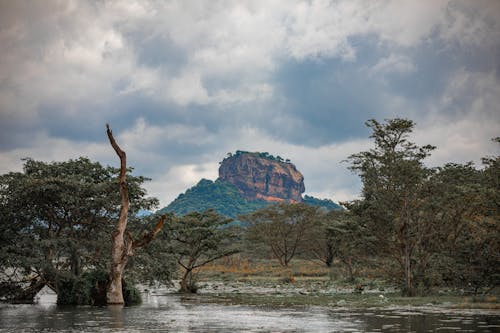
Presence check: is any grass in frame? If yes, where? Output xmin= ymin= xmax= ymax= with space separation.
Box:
xmin=198 ymin=257 xmax=346 ymax=280
xmin=195 ymin=257 xmax=386 ymax=291
xmin=197 ymin=293 xmax=500 ymax=309
xmin=186 ymin=257 xmax=499 ymax=310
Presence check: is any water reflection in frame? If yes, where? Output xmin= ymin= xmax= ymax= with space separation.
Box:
xmin=0 ymin=293 xmax=499 ymax=332
xmin=108 ymin=305 xmax=124 ymax=329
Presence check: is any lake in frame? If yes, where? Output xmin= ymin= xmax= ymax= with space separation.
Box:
xmin=0 ymin=292 xmax=499 ymax=332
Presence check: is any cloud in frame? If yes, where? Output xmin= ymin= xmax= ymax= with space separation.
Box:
xmin=414 ymin=68 xmax=500 ymax=166
xmin=0 ymin=0 xmax=499 ymax=207
xmin=438 ymin=1 xmax=500 ymax=49
xmin=148 ymin=162 xmax=219 ymax=206
xmin=371 ymin=54 xmax=416 ymax=75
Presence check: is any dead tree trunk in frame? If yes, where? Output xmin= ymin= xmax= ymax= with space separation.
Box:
xmin=106 ymin=124 xmax=166 ymax=304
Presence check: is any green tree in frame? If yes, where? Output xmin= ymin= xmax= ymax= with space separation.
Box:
xmin=346 ymin=118 xmax=435 ymax=296
xmin=0 ymin=156 xmax=160 ymax=303
xmin=167 ymin=210 xmax=239 ymax=293
xmin=242 ymin=203 xmax=318 ymax=267
xmin=305 ymin=210 xmax=336 ymax=267
xmin=325 ymin=211 xmax=372 ymax=282
xmin=125 ymin=213 xmax=177 ymax=287
xmin=429 ymin=142 xmax=499 ymax=295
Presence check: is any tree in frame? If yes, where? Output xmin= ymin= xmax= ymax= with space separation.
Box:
xmin=242 ymin=203 xmax=318 ymax=267
xmin=326 ymin=211 xmax=372 ymax=282
xmin=105 ymin=124 xmax=167 ymax=304
xmin=123 ymin=213 xmax=177 ymax=287
xmin=0 ymin=157 xmax=158 ymax=302
xmin=346 ymin=118 xmax=435 ymax=296
xmin=429 ymin=141 xmax=499 ymax=295
xmin=167 ymin=210 xmax=238 ymax=293
xmin=305 ymin=210 xmax=336 ymax=268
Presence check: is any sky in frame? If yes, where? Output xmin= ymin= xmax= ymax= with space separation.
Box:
xmin=1 ymin=0 xmax=499 ymax=208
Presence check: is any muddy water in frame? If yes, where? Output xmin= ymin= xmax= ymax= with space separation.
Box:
xmin=1 ymin=293 xmax=499 ymax=332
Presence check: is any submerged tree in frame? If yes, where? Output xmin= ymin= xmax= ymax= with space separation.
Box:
xmin=167 ymin=209 xmax=238 ymax=293
xmin=0 ymin=157 xmax=158 ymax=302
xmin=105 ymin=124 xmax=167 ymax=304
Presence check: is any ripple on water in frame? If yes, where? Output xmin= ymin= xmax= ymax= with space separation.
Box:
xmin=1 ymin=294 xmax=499 ymax=332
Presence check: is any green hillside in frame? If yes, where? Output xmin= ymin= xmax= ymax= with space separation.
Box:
xmin=158 ymin=179 xmax=341 ymax=218
xmin=158 ymin=179 xmax=269 ymax=218
xmin=302 ymin=195 xmax=342 ymax=210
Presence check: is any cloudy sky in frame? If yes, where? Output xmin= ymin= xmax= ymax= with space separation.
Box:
xmin=1 ymin=0 xmax=499 ymax=208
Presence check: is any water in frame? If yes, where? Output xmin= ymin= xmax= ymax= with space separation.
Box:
xmin=0 ymin=293 xmax=499 ymax=332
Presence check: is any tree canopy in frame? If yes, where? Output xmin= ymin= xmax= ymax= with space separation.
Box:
xmin=345 ymin=119 xmax=499 ymax=296
xmin=0 ymin=157 xmax=161 ymax=303
xmin=166 ymin=209 xmax=239 ymax=292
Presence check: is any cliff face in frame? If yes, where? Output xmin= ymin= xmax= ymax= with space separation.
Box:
xmin=218 ymin=152 xmax=305 ymax=203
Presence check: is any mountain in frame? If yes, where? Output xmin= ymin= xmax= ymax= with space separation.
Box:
xmin=158 ymin=178 xmax=269 ymax=218
xmin=159 ymin=151 xmax=341 ymax=218
xmin=218 ymin=151 xmax=305 ymax=202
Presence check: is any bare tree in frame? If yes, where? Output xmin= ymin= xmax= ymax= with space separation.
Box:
xmin=106 ymin=124 xmax=166 ymax=304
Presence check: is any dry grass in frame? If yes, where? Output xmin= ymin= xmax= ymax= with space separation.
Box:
xmin=190 ymin=257 xmax=500 ymax=310
xmin=197 ymin=256 xmax=331 ymax=281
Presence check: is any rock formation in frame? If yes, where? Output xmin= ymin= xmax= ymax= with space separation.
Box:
xmin=218 ymin=151 xmax=305 ymax=203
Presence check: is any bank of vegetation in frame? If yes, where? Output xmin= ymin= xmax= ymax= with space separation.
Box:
xmin=0 ymin=119 xmax=498 ymax=306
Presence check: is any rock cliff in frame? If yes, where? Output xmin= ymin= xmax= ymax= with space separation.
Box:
xmin=218 ymin=151 xmax=305 ymax=203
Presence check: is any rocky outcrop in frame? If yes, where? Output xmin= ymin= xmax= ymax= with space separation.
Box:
xmin=218 ymin=152 xmax=305 ymax=203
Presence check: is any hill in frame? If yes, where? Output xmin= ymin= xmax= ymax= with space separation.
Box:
xmin=159 ymin=151 xmax=341 ymax=218
xmin=158 ymin=179 xmax=269 ymax=218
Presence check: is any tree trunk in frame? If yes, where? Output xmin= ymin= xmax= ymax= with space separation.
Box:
xmin=106 ymin=124 xmax=130 ymax=305
xmin=404 ymin=244 xmax=415 ymax=297
xmin=325 ymin=245 xmax=334 ymax=268
xmin=180 ymin=269 xmax=192 ymax=293
xmin=105 ymin=124 xmax=167 ymax=304
xmin=107 ymin=260 xmax=127 ymax=304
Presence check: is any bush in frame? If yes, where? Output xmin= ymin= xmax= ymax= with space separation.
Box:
xmin=56 ymin=274 xmax=92 ymax=305
xmin=56 ymin=270 xmax=141 ymax=306
xmin=87 ymin=270 xmax=108 ymax=306
xmin=123 ymin=281 xmax=142 ymax=305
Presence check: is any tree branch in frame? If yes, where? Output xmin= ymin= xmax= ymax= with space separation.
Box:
xmin=132 ymin=214 xmax=168 ymax=250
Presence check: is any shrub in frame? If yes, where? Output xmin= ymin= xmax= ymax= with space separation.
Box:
xmin=123 ymin=281 xmax=142 ymax=305
xmin=56 ymin=270 xmax=141 ymax=306
xmin=56 ymin=274 xmax=92 ymax=305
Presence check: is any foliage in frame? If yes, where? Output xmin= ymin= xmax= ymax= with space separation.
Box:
xmin=123 ymin=281 xmax=142 ymax=306
xmin=346 ymin=120 xmax=499 ymax=296
xmin=160 ymin=179 xmax=341 ymax=219
xmin=429 ymin=149 xmax=499 ymax=294
xmin=222 ymin=151 xmax=291 ymax=164
xmin=0 ymin=157 xmax=161 ymax=302
xmin=166 ymin=210 xmax=239 ymax=292
xmin=324 ymin=211 xmax=374 ymax=282
xmin=345 ymin=118 xmax=436 ymax=296
xmin=303 ymin=210 xmax=336 ymax=267
xmin=56 ymin=269 xmax=141 ymax=305
xmin=1 ymin=122 xmax=497 ymax=303
xmin=125 ymin=214 xmax=177 ymax=286
xmin=303 ymin=195 xmax=342 ymax=211
xmin=56 ymin=273 xmax=93 ymax=305
xmin=160 ymin=179 xmax=269 ymax=219
xmin=305 ymin=209 xmax=373 ymax=281
xmin=242 ymin=203 xmax=319 ymax=267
